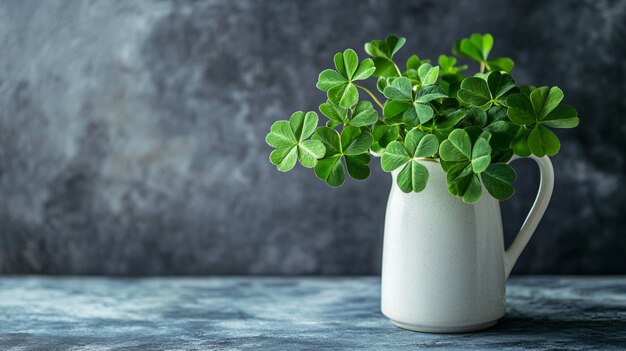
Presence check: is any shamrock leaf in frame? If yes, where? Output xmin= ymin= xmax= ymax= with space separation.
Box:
xmin=381 ymin=129 xmax=439 ymax=192
xmin=266 ymin=111 xmax=325 ymax=172
xmin=511 ymin=127 xmax=532 ymax=157
xmin=364 ymin=35 xmax=406 ymax=77
xmin=481 ymin=163 xmax=516 ymax=200
xmin=465 ymin=106 xmax=488 ymax=127
xmin=319 ymin=100 xmax=379 ymax=128
xmin=483 ymin=106 xmax=519 ymax=162
xmin=350 ymin=101 xmax=379 ymax=127
xmin=382 ymin=77 xmax=446 ymax=127
xmin=313 ymin=126 xmax=373 ymax=187
xmin=417 ymin=63 xmax=440 ymax=85
xmin=406 ymin=55 xmax=430 ymax=70
xmin=403 ymin=55 xmax=431 ymax=86
xmin=439 ymin=73 xmax=464 ymax=100
xmin=506 ymin=86 xmax=580 ymax=157
xmin=527 ymin=124 xmax=560 ymax=156
xmin=383 ymin=76 xmax=413 ymax=100
xmin=416 ymin=85 xmax=448 ymax=103
xmin=438 ymin=55 xmax=468 ymax=75
xmin=439 ymin=129 xmax=497 ymax=203
xmin=458 ymin=71 xmax=516 ymax=109
xmin=486 ymin=57 xmax=515 ymax=73
xmin=370 ymin=121 xmax=400 ymax=154
xmin=433 ymin=109 xmax=468 ymax=130
xmin=376 ymin=76 xmax=389 ymax=93
xmin=458 ymin=105 xmax=516 ymax=163
xmin=453 ymin=33 xmax=515 ymax=73
xmin=456 ymin=33 xmax=493 ymax=63
xmin=319 ymin=100 xmax=348 ymax=127
xmin=316 ymin=49 xmax=376 ymax=108
xmin=404 ymin=62 xmax=439 ymax=87
xmin=439 ymin=128 xmax=473 ymax=162
xmin=518 ymin=85 xmax=537 ymax=97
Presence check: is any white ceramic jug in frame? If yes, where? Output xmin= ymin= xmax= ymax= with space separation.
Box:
xmin=381 ymin=156 xmax=554 ymax=333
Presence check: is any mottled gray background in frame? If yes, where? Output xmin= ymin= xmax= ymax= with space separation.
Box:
xmin=0 ymin=0 xmax=624 ymax=275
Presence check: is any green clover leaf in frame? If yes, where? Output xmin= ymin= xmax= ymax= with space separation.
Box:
xmin=486 ymin=57 xmax=515 ymax=73
xmin=440 ymin=128 xmax=473 ymax=162
xmin=511 ymin=127 xmax=532 ymax=157
xmin=370 ymin=121 xmax=400 ymax=154
xmin=383 ymin=76 xmax=413 ymax=100
xmin=416 ymin=85 xmax=449 ymax=103
xmin=439 ymin=128 xmax=516 ymax=202
xmin=316 ymin=49 xmax=376 ymax=108
xmin=433 ymin=109 xmax=468 ymax=130
xmin=518 ymin=85 xmax=537 ymax=97
xmin=403 ymin=55 xmax=432 ymax=86
xmin=458 ymin=71 xmax=516 ymax=109
xmin=404 ymin=62 xmax=440 ymax=87
xmin=465 ymin=106 xmax=488 ymax=127
xmin=382 ymin=77 xmax=446 ymax=127
xmin=460 ymin=105 xmax=516 ymax=163
xmin=376 ymin=76 xmax=389 ymax=93
xmin=439 ymin=129 xmax=490 ymax=203
xmin=527 ymin=124 xmax=560 ymax=157
xmin=458 ymin=77 xmax=491 ymax=107
xmin=313 ymin=126 xmax=373 ymax=187
xmin=481 ymin=163 xmax=516 ymax=200
xmin=406 ymin=55 xmax=430 ymax=70
xmin=319 ymin=100 xmax=348 ymax=127
xmin=437 ymin=55 xmax=468 ymax=97
xmin=458 ymin=33 xmax=493 ymax=62
xmin=444 ymin=162 xmax=482 ymax=203
xmin=319 ymin=100 xmax=379 ymax=128
xmin=506 ymin=86 xmax=580 ymax=157
xmin=417 ymin=63 xmax=440 ymax=85
xmin=350 ymin=100 xmax=380 ymax=127
xmin=453 ymin=33 xmax=515 ymax=73
xmin=381 ymin=129 xmax=439 ymax=193
xmin=482 ymin=106 xmax=518 ymax=162
xmin=364 ymin=35 xmax=406 ymax=77
xmin=438 ymin=55 xmax=468 ymax=75
xmin=266 ymin=111 xmax=326 ymax=172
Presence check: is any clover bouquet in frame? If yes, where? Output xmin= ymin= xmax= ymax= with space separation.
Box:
xmin=265 ymin=34 xmax=579 ymax=203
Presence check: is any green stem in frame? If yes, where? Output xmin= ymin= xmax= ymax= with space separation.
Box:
xmin=393 ymin=62 xmax=402 ymax=76
xmin=480 ymin=62 xmax=485 ymax=73
xmin=355 ymin=84 xmax=384 ymax=110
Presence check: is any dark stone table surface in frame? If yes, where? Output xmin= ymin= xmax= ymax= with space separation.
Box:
xmin=0 ymin=276 xmax=624 ymax=350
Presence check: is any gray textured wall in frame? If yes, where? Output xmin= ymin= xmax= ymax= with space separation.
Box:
xmin=0 ymin=0 xmax=624 ymax=275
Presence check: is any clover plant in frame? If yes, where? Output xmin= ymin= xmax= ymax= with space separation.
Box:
xmin=266 ymin=33 xmax=580 ymax=203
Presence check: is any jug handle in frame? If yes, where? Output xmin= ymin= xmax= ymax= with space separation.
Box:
xmin=504 ymin=155 xmax=555 ymax=279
